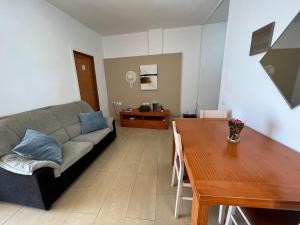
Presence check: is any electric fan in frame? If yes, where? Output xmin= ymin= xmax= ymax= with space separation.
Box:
xmin=125 ymin=71 xmax=137 ymax=88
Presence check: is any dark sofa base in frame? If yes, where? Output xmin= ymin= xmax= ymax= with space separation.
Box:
xmin=0 ymin=122 xmax=116 ymax=210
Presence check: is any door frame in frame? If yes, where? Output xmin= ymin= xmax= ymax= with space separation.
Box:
xmin=70 ymin=48 xmax=100 ymax=110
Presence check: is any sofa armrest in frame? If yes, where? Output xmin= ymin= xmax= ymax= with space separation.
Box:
xmin=0 ymin=154 xmax=60 ymax=177
xmin=0 ymin=166 xmax=56 ymax=209
xmin=104 ymin=117 xmax=114 ymax=130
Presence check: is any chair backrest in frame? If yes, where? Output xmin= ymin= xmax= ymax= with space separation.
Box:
xmin=199 ymin=110 xmax=228 ymax=119
xmin=172 ymin=121 xmax=184 ymax=171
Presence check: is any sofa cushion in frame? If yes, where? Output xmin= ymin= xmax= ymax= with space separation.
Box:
xmin=79 ymin=111 xmax=108 ymax=134
xmin=12 ymin=129 xmax=63 ymax=165
xmin=0 ymin=109 xmax=69 ymax=149
xmin=49 ymin=128 xmax=70 ymax=144
xmin=49 ymin=102 xmax=84 ymax=139
xmin=60 ymin=141 xmax=93 ymax=173
xmin=3 ymin=110 xmax=62 ymax=137
xmin=72 ymin=128 xmax=111 ymax=145
xmin=76 ymin=101 xmax=94 ymax=113
xmin=0 ymin=123 xmax=20 ymax=157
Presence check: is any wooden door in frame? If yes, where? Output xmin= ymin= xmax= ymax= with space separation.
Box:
xmin=73 ymin=51 xmax=100 ymax=111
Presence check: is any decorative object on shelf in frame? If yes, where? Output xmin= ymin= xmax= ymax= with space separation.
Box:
xmin=140 ymin=64 xmax=158 ymax=90
xmin=138 ymin=103 xmax=151 ymax=112
xmin=152 ymin=102 xmax=162 ymax=111
xmin=261 ymin=11 xmax=300 ymax=109
xmin=249 ymin=22 xmax=275 ymax=56
xmin=160 ymin=105 xmax=164 ymax=112
xmin=125 ymin=71 xmax=137 ymax=88
xmin=227 ymin=118 xmax=244 ymax=143
xmin=123 ymin=108 xmax=133 ymax=112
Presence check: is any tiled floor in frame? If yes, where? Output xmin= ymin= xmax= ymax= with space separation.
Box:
xmin=0 ymin=124 xmax=221 ymax=225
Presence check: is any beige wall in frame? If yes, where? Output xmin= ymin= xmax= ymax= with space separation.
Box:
xmin=104 ymin=53 xmax=182 ymax=117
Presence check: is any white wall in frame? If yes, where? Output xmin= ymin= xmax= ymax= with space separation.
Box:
xmin=198 ymin=22 xmax=227 ymax=110
xmin=103 ymin=26 xmax=202 ymax=115
xmin=0 ymin=0 xmax=109 ymax=117
xmin=219 ymin=0 xmax=300 ymax=152
xmin=148 ymin=29 xmax=163 ymax=55
xmin=163 ymin=26 xmax=202 ymax=115
xmin=103 ymin=32 xmax=149 ymax=58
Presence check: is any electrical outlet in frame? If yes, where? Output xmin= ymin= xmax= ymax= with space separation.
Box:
xmin=112 ymin=101 xmax=122 ymax=106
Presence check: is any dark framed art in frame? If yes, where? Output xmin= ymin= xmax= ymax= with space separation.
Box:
xmin=249 ymin=22 xmax=275 ymax=56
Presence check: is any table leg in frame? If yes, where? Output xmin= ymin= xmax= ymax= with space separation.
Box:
xmin=191 ymin=192 xmax=209 ymax=225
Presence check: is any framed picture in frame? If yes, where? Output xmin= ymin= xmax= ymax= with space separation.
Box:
xmin=249 ymin=22 xmax=275 ymax=56
xmin=140 ymin=64 xmax=158 ymax=90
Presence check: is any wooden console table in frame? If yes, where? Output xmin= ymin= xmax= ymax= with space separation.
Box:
xmin=120 ymin=109 xmax=169 ymax=129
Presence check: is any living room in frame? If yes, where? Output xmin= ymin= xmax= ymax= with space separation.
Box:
xmin=1 ymin=0 xmax=300 ymax=225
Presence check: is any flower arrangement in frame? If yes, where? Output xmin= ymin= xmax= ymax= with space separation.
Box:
xmin=228 ymin=118 xmax=244 ymax=143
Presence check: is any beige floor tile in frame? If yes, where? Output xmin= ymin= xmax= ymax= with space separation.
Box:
xmin=119 ymin=162 xmax=140 ymax=174
xmin=93 ymin=191 xmax=131 ymax=225
xmin=123 ymin=139 xmax=145 ymax=164
xmin=33 ymin=212 xmax=59 ymax=225
xmin=156 ymin=169 xmax=176 ymax=194
xmin=63 ymin=212 xmax=96 ymax=225
xmin=155 ymin=194 xmax=191 ymax=225
xmin=126 ymin=175 xmax=157 ymax=221
xmin=72 ymin=164 xmax=100 ymax=189
xmin=72 ymin=172 xmax=116 ymax=214
xmin=112 ymin=163 xmax=139 ymax=192
xmin=124 ymin=148 xmax=144 ymax=164
xmin=138 ymin=149 xmax=158 ymax=175
xmin=3 ymin=207 xmax=43 ymax=225
xmin=124 ymin=218 xmax=154 ymax=225
xmin=33 ymin=187 xmax=82 ymax=225
xmin=99 ymin=148 xmax=127 ymax=173
xmin=157 ymin=147 xmax=173 ymax=175
xmin=0 ymin=202 xmax=21 ymax=224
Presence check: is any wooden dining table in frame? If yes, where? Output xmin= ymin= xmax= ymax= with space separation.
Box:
xmin=175 ymin=118 xmax=300 ymax=225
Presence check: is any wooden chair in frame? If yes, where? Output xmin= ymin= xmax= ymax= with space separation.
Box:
xmin=171 ymin=121 xmax=192 ymax=218
xmin=199 ymin=109 xmax=229 ymax=119
xmin=225 ymin=206 xmax=300 ymax=225
xmin=199 ymin=109 xmax=229 ymax=224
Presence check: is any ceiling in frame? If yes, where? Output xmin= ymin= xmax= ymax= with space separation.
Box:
xmin=46 ymin=0 xmax=228 ymax=36
xmin=206 ymin=0 xmax=229 ymax=24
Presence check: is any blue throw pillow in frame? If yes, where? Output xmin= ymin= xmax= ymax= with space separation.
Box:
xmin=12 ymin=129 xmax=63 ymax=165
xmin=79 ymin=111 xmax=108 ymax=134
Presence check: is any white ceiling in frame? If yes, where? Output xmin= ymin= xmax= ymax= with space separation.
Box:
xmin=46 ymin=0 xmax=228 ymax=36
xmin=206 ymin=0 xmax=229 ymax=24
